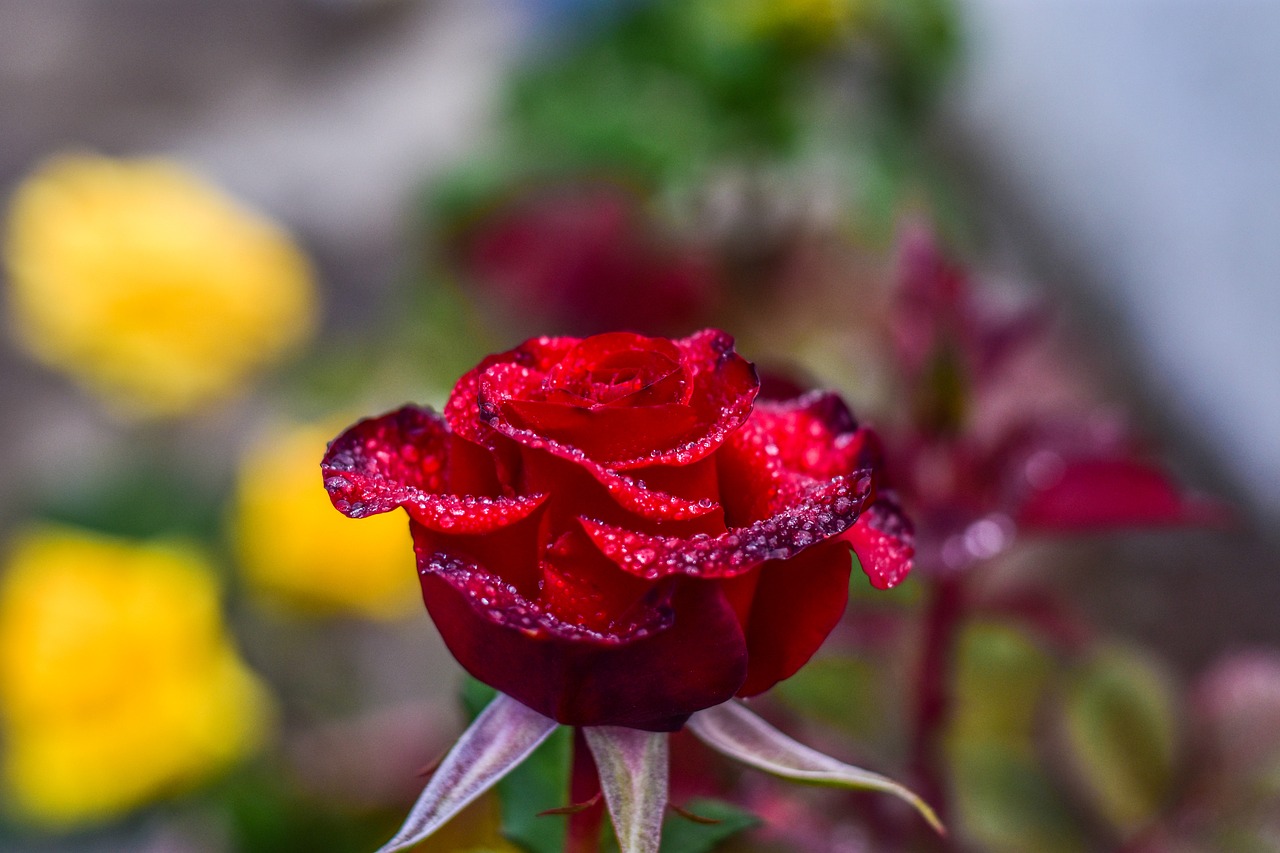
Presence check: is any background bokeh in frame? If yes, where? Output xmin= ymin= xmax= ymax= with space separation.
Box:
xmin=0 ymin=1 xmax=1276 ymax=851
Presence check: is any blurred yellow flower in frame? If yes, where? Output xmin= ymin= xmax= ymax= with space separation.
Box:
xmin=724 ymin=0 xmax=859 ymax=47
xmin=4 ymin=154 xmax=316 ymax=417
xmin=0 ymin=526 xmax=270 ymax=826
xmin=233 ymin=421 xmax=419 ymax=620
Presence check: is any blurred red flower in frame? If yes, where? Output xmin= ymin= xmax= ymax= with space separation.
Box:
xmin=450 ymin=182 xmax=717 ymax=336
xmin=322 ymin=330 xmax=911 ymax=730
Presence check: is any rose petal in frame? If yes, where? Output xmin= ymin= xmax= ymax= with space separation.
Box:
xmin=717 ymin=392 xmax=881 ymax=527
xmin=503 ymin=399 xmax=700 ymax=462
xmin=416 ymin=548 xmax=747 ymax=730
xmin=453 ymin=330 xmax=757 ymax=470
xmin=736 ymin=540 xmax=854 ymax=697
xmin=502 ymin=430 xmax=723 ymax=523
xmin=603 ymin=329 xmax=758 ymax=470
xmin=322 ymin=406 xmax=546 ymax=533
xmin=579 ymin=472 xmax=874 ymax=581
xmin=843 ymin=498 xmax=915 ymax=590
xmin=322 ymin=406 xmax=448 ymax=516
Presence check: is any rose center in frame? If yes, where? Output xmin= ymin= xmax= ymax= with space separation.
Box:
xmin=543 ymin=334 xmax=688 ymax=408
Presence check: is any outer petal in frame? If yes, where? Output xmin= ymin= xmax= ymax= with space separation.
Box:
xmin=415 ymin=546 xmax=748 ymax=730
xmin=843 ymin=497 xmax=915 ymax=590
xmin=736 ymin=540 xmax=854 ymax=697
xmin=717 ymin=391 xmax=879 ymax=528
xmin=579 ymin=472 xmax=874 ymax=581
xmin=322 ymin=406 xmax=545 ymax=533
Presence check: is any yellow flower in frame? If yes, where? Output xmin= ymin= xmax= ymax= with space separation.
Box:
xmin=0 ymin=526 xmax=270 ymax=826
xmin=233 ymin=421 xmax=419 ymax=619
xmin=720 ymin=0 xmax=860 ymax=47
xmin=4 ymin=154 xmax=316 ymax=417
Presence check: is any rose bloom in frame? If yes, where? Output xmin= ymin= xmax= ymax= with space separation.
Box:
xmin=4 ymin=154 xmax=315 ymax=417
xmin=323 ymin=330 xmax=911 ymax=731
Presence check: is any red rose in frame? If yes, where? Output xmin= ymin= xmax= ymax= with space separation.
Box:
xmin=323 ymin=330 xmax=911 ymax=731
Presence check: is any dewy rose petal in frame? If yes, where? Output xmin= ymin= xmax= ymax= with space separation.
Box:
xmin=324 ymin=330 xmax=912 ymax=730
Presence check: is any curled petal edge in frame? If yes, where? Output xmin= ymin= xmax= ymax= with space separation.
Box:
xmin=579 ymin=472 xmax=875 ymax=581
xmin=322 ymin=405 xmax=548 ymax=533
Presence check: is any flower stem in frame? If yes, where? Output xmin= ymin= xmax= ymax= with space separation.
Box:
xmin=909 ymin=573 xmax=966 ymax=830
xmin=567 ymin=728 xmax=604 ymax=853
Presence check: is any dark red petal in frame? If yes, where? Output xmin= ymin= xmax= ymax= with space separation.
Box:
xmin=743 ymin=392 xmax=868 ymax=479
xmin=417 ymin=549 xmax=747 ymax=730
xmin=843 ymin=498 xmax=915 ymax=590
xmin=472 ymin=330 xmax=757 ymax=471
xmin=322 ymin=405 xmax=544 ymax=533
xmin=322 ymin=406 xmax=448 ymax=517
xmin=502 ymin=399 xmax=700 ymax=462
xmin=539 ymin=526 xmax=658 ymax=634
xmin=1016 ymin=457 xmax=1228 ymax=531
xmin=443 ymin=337 xmax=579 ymax=442
xmin=579 ymin=472 xmax=874 ymax=580
xmin=501 ymin=427 xmax=723 ymax=523
xmin=737 ymin=541 xmax=854 ymax=697
xmin=597 ymin=329 xmax=758 ymax=470
xmin=717 ymin=392 xmax=877 ymax=528
xmin=544 ymin=332 xmax=685 ymax=406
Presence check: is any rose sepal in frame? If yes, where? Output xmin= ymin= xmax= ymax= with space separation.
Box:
xmin=686 ymin=700 xmax=945 ymax=835
xmin=375 ymin=693 xmax=557 ymax=852
xmin=583 ymin=726 xmax=669 ymax=853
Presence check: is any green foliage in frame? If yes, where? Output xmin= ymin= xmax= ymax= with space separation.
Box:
xmin=219 ymin=764 xmax=395 ymax=853
xmin=507 ymin=0 xmax=805 ymax=188
xmin=497 ymin=727 xmax=573 ymax=853
xmin=774 ymin=655 xmax=888 ymax=744
xmin=948 ymin=741 xmax=1086 ymax=853
xmin=1058 ymin=645 xmax=1180 ymax=835
xmin=947 ymin=621 xmax=1089 ymax=852
xmin=658 ymin=798 xmax=760 ymax=852
xmin=857 ymin=0 xmax=960 ymax=120
xmin=33 ymin=454 xmax=224 ymax=544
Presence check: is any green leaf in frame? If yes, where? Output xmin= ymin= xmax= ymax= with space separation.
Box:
xmin=949 ymin=621 xmax=1054 ymax=740
xmin=497 ymin=727 xmax=572 ymax=853
xmin=773 ymin=655 xmax=891 ymax=746
xmin=660 ymin=798 xmax=760 ymax=853
xmin=462 ymin=676 xmax=499 ymax=721
xmin=948 ymin=740 xmax=1086 ymax=853
xmin=946 ymin=621 xmax=1089 ymax=853
xmin=1058 ymin=645 xmax=1179 ymax=834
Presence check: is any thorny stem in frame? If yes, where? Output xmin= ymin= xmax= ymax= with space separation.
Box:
xmin=566 ymin=727 xmax=604 ymax=853
xmin=909 ymin=572 xmax=966 ymax=835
